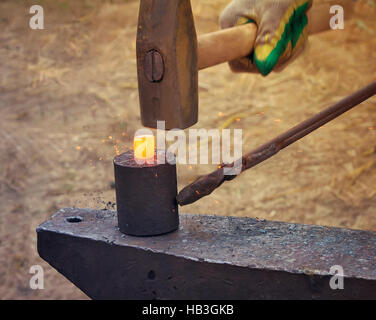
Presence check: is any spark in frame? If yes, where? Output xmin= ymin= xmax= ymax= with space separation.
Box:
xmin=113 ymin=145 xmax=120 ymax=156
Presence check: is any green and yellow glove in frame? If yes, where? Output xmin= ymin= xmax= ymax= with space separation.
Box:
xmin=220 ymin=0 xmax=313 ymax=76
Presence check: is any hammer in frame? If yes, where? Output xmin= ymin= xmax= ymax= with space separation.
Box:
xmin=137 ymin=0 xmax=349 ymax=130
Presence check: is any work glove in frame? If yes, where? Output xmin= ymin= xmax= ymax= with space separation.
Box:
xmin=220 ymin=0 xmax=313 ymax=76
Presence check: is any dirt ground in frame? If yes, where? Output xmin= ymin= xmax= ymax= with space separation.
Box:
xmin=0 ymin=0 xmax=375 ymax=300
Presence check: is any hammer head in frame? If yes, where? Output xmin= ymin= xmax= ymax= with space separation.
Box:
xmin=137 ymin=0 xmax=198 ymax=130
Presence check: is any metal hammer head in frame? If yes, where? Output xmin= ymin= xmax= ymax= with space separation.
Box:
xmin=137 ymin=0 xmax=198 ymax=130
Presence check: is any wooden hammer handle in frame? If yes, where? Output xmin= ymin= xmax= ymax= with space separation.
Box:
xmin=198 ymin=2 xmax=344 ymax=70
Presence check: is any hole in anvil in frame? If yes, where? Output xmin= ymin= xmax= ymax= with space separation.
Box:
xmin=148 ymin=270 xmax=156 ymax=280
xmin=66 ymin=216 xmax=83 ymax=223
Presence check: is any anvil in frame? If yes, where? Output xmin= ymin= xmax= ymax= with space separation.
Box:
xmin=37 ymin=208 xmax=376 ymax=300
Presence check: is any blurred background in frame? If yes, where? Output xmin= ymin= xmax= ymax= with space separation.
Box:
xmin=0 ymin=0 xmax=375 ymax=299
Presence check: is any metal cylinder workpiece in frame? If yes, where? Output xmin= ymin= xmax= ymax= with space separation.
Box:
xmin=114 ymin=150 xmax=179 ymax=236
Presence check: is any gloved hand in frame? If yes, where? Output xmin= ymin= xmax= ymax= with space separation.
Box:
xmin=220 ymin=0 xmax=313 ymax=76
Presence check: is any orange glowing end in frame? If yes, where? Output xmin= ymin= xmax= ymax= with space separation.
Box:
xmin=133 ymin=134 xmax=155 ymax=161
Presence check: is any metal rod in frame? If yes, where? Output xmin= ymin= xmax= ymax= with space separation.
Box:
xmin=177 ymin=81 xmax=376 ymax=206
